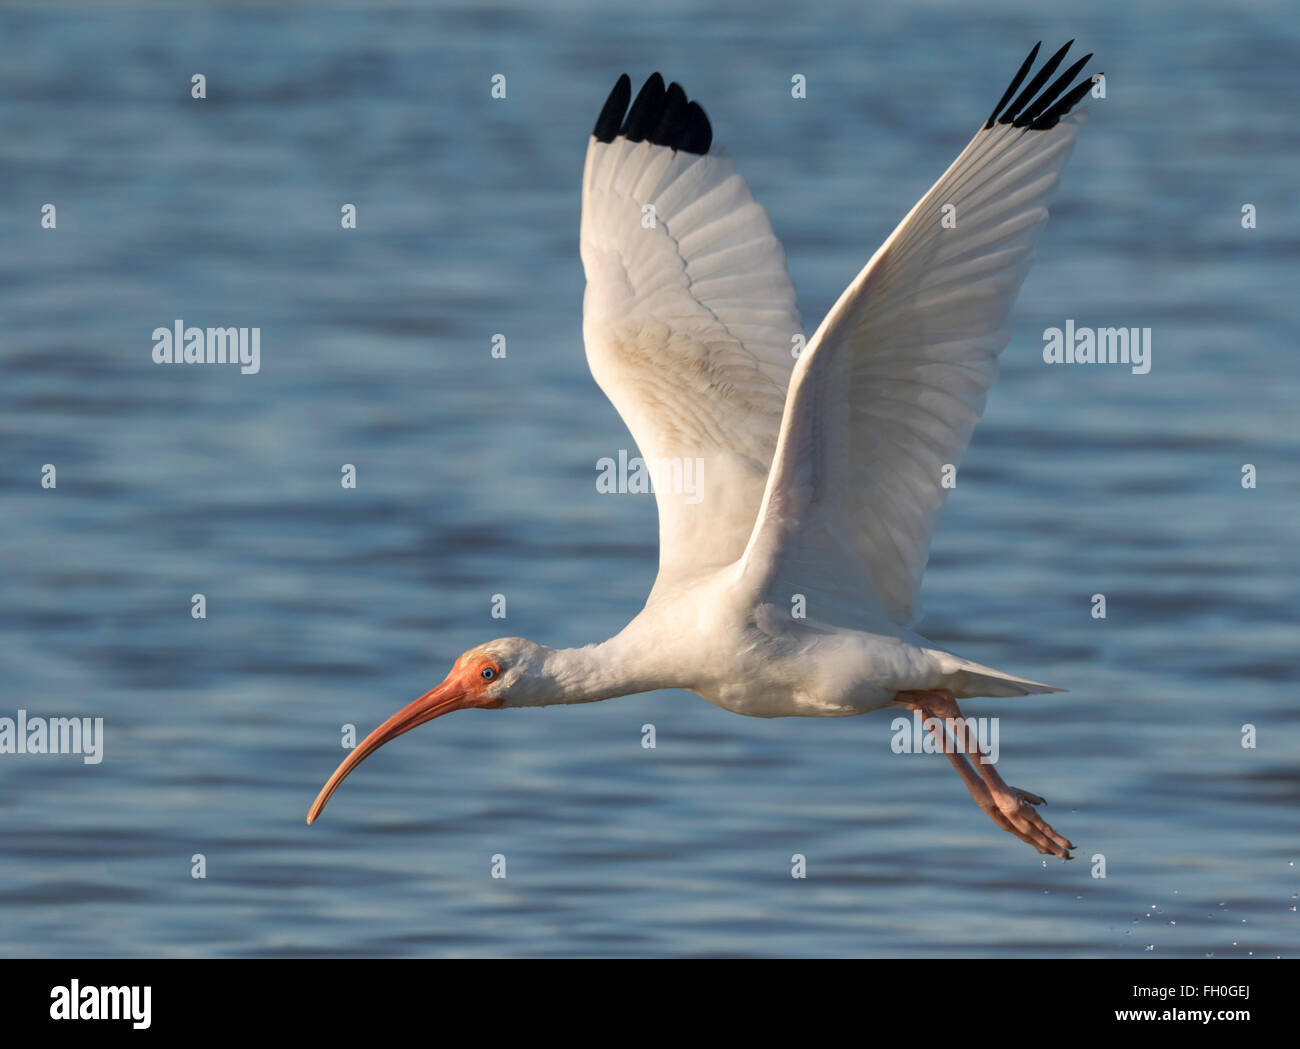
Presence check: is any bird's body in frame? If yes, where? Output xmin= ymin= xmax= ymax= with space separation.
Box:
xmin=535 ymin=566 xmax=1051 ymax=721
xmin=309 ymin=43 xmax=1097 ymax=858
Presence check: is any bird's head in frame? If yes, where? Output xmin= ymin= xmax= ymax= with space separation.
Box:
xmin=306 ymin=637 xmax=549 ymax=824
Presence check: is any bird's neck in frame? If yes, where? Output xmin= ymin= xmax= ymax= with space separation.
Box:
xmin=534 ymin=631 xmax=674 ymax=706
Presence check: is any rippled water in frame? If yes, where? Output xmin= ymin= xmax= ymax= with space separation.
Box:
xmin=1 ymin=1 xmax=1297 ymax=957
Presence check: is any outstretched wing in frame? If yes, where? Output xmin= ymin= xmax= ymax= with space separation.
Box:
xmin=743 ymin=42 xmax=1097 ymax=626
xmin=580 ymin=74 xmax=803 ymax=588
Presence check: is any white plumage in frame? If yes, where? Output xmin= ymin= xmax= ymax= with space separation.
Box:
xmin=309 ymin=43 xmax=1095 ymax=858
xmin=580 ymin=131 xmax=801 ymax=580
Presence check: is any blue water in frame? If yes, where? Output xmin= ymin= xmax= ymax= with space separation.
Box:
xmin=1 ymin=1 xmax=1297 ymax=957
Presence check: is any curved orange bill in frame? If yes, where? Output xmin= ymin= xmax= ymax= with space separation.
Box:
xmin=307 ymin=675 xmax=480 ymax=824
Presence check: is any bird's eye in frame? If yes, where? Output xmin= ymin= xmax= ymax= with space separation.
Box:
xmin=481 ymin=666 xmax=497 ymax=680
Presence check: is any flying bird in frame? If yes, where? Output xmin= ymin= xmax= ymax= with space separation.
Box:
xmin=309 ymin=42 xmax=1097 ymax=858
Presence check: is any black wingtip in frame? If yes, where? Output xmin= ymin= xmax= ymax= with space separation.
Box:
xmin=985 ymin=41 xmax=1096 ymax=132
xmin=1019 ymin=52 xmax=1092 ymax=126
xmin=593 ymin=73 xmax=631 ymax=142
xmin=591 ymin=73 xmax=712 ymax=155
xmin=621 ymin=72 xmax=666 ymax=142
xmin=1030 ymin=73 xmax=1098 ymax=130
xmin=985 ymin=42 xmax=1040 ymax=129
xmin=677 ymin=100 xmax=712 ymax=154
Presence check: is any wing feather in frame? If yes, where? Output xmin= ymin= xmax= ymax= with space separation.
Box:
xmin=742 ymin=44 xmax=1097 ymax=627
xmin=580 ymin=75 xmax=803 ymax=586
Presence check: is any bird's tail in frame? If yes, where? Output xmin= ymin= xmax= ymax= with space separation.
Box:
xmin=931 ymin=651 xmax=1065 ymax=699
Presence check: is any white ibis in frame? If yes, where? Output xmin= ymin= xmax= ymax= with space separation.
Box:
xmin=309 ymin=43 xmax=1097 ymax=858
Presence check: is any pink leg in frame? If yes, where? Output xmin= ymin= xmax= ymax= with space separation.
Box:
xmin=893 ymin=689 xmax=1074 ymax=859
